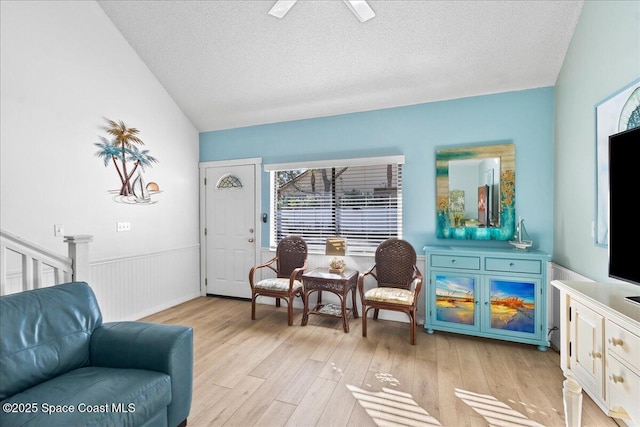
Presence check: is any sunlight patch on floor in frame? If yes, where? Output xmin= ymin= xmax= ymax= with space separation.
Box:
xmin=348 ymin=374 xmax=552 ymax=427
xmin=374 ymin=372 xmax=401 ymax=387
xmin=455 ymin=388 xmax=545 ymax=426
xmin=508 ymin=398 xmax=551 ymax=417
xmin=347 ymin=385 xmax=442 ymax=426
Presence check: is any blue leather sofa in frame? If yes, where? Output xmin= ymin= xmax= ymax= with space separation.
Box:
xmin=0 ymin=282 xmax=193 ymax=427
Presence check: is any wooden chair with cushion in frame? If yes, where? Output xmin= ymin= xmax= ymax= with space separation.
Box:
xmin=249 ymin=235 xmax=308 ymax=326
xmin=358 ymin=238 xmax=423 ymax=344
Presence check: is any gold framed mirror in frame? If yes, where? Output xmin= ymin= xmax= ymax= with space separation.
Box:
xmin=436 ymin=143 xmax=515 ymax=240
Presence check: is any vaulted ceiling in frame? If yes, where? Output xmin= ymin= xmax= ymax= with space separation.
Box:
xmin=98 ymin=0 xmax=584 ymax=132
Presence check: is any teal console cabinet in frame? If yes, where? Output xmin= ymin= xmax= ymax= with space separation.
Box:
xmin=424 ymin=245 xmax=551 ymax=351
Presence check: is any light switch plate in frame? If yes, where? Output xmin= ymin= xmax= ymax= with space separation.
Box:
xmin=54 ymin=224 xmax=64 ymax=237
xmin=117 ymin=222 xmax=131 ymax=232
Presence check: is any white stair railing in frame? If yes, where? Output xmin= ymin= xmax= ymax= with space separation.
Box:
xmin=0 ymin=229 xmax=92 ymax=295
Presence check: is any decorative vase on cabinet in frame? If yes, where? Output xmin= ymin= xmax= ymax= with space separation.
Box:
xmin=424 ymin=245 xmax=551 ymax=351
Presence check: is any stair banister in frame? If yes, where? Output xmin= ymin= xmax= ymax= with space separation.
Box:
xmin=0 ymin=229 xmax=92 ymax=295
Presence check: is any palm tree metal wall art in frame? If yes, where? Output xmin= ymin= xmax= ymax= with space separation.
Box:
xmin=94 ymin=118 xmax=160 ymax=204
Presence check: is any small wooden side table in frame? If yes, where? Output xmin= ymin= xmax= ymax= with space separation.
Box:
xmin=301 ymin=267 xmax=359 ymax=333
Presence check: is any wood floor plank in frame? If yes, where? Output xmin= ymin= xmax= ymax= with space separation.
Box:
xmin=502 ymin=344 xmax=568 ymax=426
xmin=415 ymin=329 xmax=438 ymax=362
xmin=248 ymin=342 xmax=296 ymax=379
xmin=388 ymin=333 xmax=417 ymax=391
xmin=581 ymin=394 xmax=618 ymax=427
xmin=516 ymin=345 xmax=567 ymax=425
xmin=433 ymin=332 xmax=475 ymax=427
xmin=367 ymin=319 xmax=401 ymax=377
xmin=211 ymin=320 xmax=305 ymax=388
xmin=412 ymin=356 xmax=440 ymax=423
xmin=471 ymin=337 xmax=533 ymax=427
xmin=316 ymin=336 xmax=379 ymax=426
xmin=226 ymin=328 xmax=326 ymax=426
xmin=455 ymin=335 xmax=491 ymax=395
xmin=190 ymin=376 xmax=264 ymax=426
xmin=317 ymin=331 xmax=360 ymax=382
xmin=227 ymin=304 xmax=298 ymax=346
xmin=284 ymin=377 xmax=337 ymax=427
xmin=193 ymin=342 xmax=239 ymax=384
xmin=141 ymin=297 xmax=618 ymax=427
xmin=187 ymin=383 xmax=231 ymax=426
xmin=252 ymin=401 xmax=296 ymax=427
xmin=308 ymin=325 xmax=348 ymax=362
xmin=276 ymin=358 xmax=325 ymax=405
xmin=317 ymin=382 xmax=361 ymax=427
xmin=346 ymin=395 xmax=377 ymax=427
xmin=473 ymin=338 xmax=520 ymax=395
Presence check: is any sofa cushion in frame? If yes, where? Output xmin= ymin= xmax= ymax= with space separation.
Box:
xmin=0 ymin=367 xmax=171 ymax=427
xmin=0 ymin=282 xmax=102 ymax=400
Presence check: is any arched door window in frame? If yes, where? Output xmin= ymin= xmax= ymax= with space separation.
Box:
xmin=216 ymin=174 xmax=243 ymax=189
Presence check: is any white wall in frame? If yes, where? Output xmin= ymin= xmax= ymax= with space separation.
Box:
xmin=554 ymin=1 xmax=640 ymax=282
xmin=0 ymin=1 xmax=200 ymax=320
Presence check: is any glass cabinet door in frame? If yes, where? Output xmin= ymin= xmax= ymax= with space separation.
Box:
xmin=430 ymin=272 xmax=480 ymax=333
xmin=485 ymin=277 xmax=540 ymax=339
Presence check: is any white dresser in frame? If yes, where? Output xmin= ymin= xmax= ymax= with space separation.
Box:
xmin=551 ymin=280 xmax=640 ymax=427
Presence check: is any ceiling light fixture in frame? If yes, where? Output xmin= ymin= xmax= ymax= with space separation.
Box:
xmin=268 ymin=0 xmax=375 ymax=22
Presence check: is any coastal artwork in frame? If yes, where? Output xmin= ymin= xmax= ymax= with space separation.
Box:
xmin=94 ymin=118 xmax=161 ymax=204
xmin=435 ymin=275 xmax=476 ymax=326
xmin=489 ymin=279 xmax=535 ymax=333
xmin=435 ymin=275 xmax=535 ymax=333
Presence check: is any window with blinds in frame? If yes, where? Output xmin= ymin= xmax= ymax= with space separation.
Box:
xmin=269 ymin=158 xmax=403 ymax=254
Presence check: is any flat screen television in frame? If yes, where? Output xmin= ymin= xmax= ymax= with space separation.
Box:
xmin=608 ymin=126 xmax=640 ymax=286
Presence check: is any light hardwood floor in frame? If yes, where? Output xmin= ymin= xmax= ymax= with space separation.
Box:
xmin=142 ymin=296 xmax=618 ymax=427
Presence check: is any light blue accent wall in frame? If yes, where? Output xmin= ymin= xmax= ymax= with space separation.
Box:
xmin=554 ymin=0 xmax=640 ymax=282
xmin=200 ymin=87 xmax=554 ymax=254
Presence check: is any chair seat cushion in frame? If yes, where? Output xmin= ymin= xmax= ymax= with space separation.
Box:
xmin=364 ymin=287 xmax=414 ymax=306
xmin=255 ymin=278 xmax=302 ymax=292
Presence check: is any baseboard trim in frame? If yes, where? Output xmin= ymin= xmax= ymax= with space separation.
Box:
xmin=133 ymin=292 xmax=201 ymax=321
xmin=206 ymin=294 xmax=251 ymax=302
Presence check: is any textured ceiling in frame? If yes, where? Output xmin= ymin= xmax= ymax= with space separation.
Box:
xmin=98 ymin=0 xmax=584 ymax=132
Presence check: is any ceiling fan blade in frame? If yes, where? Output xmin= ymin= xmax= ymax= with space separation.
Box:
xmin=343 ymin=0 xmax=375 ymax=22
xmin=268 ymin=0 xmax=298 ymax=19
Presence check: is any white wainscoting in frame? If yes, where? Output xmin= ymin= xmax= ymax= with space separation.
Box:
xmin=89 ymin=245 xmax=201 ymax=322
xmin=255 ymin=249 xmax=427 ymax=325
xmin=547 ymin=262 xmax=594 ymax=350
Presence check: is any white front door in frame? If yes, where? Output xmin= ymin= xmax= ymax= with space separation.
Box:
xmin=204 ymin=163 xmax=257 ymax=298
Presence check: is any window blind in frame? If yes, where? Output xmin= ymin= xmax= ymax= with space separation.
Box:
xmin=269 ymin=159 xmax=403 ymax=253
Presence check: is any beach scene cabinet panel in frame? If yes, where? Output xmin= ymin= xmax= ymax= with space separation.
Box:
xmin=425 ymin=246 xmax=550 ymax=350
xmin=430 ymin=272 xmax=481 ymax=333
xmin=485 ymin=276 xmax=541 ymax=338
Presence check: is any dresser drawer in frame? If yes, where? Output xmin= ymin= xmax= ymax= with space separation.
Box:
xmin=606 ymin=320 xmax=640 ymax=370
xmin=430 ymin=254 xmax=480 ymax=270
xmin=607 ymin=354 xmax=640 ymax=422
xmin=484 ymin=257 xmax=542 ymax=275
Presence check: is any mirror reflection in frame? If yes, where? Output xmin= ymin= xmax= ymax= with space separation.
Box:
xmin=448 ymin=157 xmax=500 ymax=227
xmin=436 ymin=143 xmax=515 ymax=241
